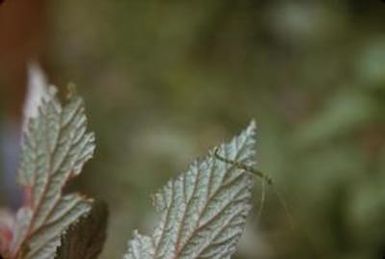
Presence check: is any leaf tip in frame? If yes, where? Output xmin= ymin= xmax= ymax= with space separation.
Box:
xmin=248 ymin=119 xmax=257 ymax=133
xmin=67 ymin=83 xmax=78 ymax=98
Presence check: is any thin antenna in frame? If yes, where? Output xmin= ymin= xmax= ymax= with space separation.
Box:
xmin=257 ymin=178 xmax=266 ymax=220
xmin=271 ymin=184 xmax=295 ymax=229
xmin=213 ymin=147 xmax=294 ymax=228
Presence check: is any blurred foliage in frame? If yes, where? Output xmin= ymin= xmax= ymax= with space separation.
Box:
xmin=2 ymin=0 xmax=385 ymax=258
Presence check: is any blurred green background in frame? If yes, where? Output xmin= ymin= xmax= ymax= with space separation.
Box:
xmin=1 ymin=1 xmax=385 ymax=258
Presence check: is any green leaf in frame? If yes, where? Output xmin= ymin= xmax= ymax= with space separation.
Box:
xmin=124 ymin=121 xmax=256 ymax=259
xmin=9 ymin=83 xmax=96 ymax=259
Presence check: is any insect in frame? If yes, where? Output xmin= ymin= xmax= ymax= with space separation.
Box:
xmin=213 ymin=147 xmax=293 ymax=226
xmin=213 ymin=147 xmax=273 ymax=184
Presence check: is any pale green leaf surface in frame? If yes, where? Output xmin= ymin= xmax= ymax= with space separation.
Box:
xmin=124 ymin=121 xmax=256 ymax=259
xmin=124 ymin=231 xmax=155 ymax=259
xmin=10 ymin=84 xmax=95 ymax=259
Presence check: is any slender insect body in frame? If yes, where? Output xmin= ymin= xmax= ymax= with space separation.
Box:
xmin=213 ymin=147 xmax=273 ymax=185
xmin=213 ymin=147 xmax=293 ymax=227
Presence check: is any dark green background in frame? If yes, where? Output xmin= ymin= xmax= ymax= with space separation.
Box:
xmin=2 ymin=1 xmax=385 ymax=258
